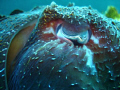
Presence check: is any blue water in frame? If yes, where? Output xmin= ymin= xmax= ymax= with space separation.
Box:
xmin=0 ymin=0 xmax=120 ymax=15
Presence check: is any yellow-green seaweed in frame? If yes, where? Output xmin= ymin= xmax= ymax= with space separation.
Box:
xmin=105 ymin=6 xmax=120 ymax=21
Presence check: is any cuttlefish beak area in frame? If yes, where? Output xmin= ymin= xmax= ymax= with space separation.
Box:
xmin=40 ymin=19 xmax=92 ymax=46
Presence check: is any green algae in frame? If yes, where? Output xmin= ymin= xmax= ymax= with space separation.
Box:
xmin=105 ymin=6 xmax=120 ymax=21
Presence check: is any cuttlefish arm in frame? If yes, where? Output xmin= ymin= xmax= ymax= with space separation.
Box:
xmin=0 ymin=2 xmax=120 ymax=90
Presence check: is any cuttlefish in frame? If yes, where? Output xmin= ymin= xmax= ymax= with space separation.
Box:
xmin=0 ymin=2 xmax=120 ymax=90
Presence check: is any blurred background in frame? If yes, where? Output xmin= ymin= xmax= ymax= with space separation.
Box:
xmin=0 ymin=0 xmax=120 ymax=15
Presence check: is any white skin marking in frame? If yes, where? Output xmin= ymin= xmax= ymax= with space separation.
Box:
xmin=43 ymin=27 xmax=55 ymax=35
xmin=0 ymin=68 xmax=5 ymax=73
xmin=91 ymin=35 xmax=99 ymax=44
xmin=83 ymin=45 xmax=97 ymax=75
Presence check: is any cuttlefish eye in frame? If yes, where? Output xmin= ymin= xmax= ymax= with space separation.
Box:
xmin=56 ymin=22 xmax=92 ymax=45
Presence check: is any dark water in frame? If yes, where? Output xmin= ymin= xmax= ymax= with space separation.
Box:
xmin=0 ymin=0 xmax=120 ymax=15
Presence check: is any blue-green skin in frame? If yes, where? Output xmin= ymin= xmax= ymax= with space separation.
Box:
xmin=0 ymin=2 xmax=120 ymax=90
xmin=0 ymin=6 xmax=43 ymax=89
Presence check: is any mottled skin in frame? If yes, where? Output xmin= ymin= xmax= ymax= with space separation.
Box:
xmin=0 ymin=2 xmax=120 ymax=90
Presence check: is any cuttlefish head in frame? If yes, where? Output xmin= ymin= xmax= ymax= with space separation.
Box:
xmin=7 ymin=2 xmax=120 ymax=90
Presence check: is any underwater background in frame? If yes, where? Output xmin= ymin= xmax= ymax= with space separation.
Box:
xmin=0 ymin=0 xmax=120 ymax=15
